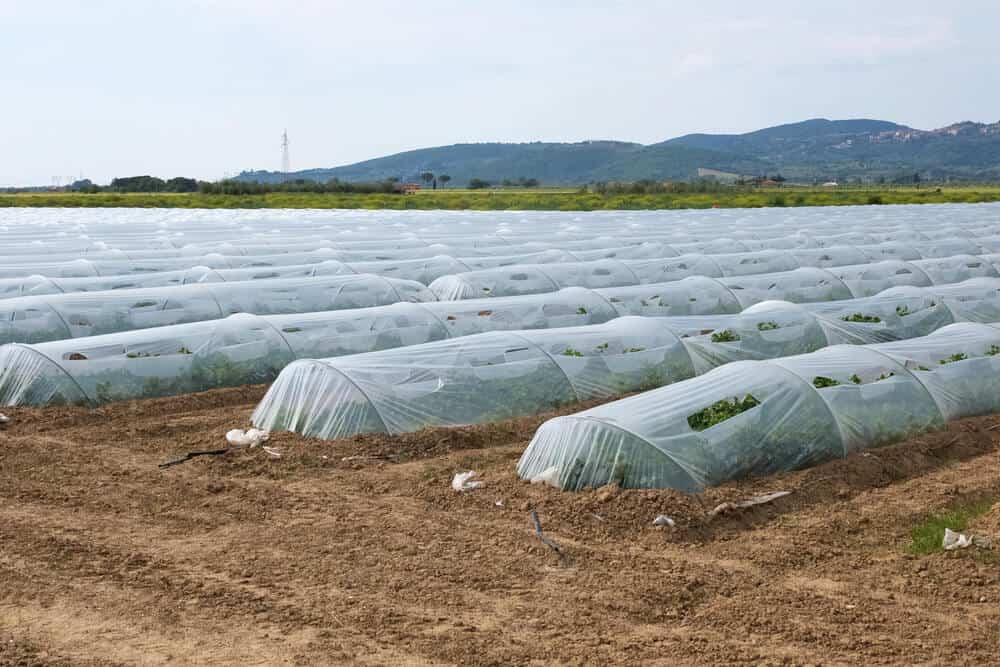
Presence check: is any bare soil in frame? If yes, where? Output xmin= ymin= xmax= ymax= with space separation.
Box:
xmin=3 ymin=386 xmax=1000 ymax=665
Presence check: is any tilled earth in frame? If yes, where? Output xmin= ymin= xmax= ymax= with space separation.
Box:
xmin=2 ymin=386 xmax=1000 ymax=665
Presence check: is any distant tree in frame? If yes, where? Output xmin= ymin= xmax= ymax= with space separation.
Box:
xmin=109 ymin=175 xmax=167 ymax=192
xmin=438 ymin=174 xmax=451 ymax=188
xmin=771 ymin=174 xmax=786 ymax=183
xmin=420 ymin=172 xmax=434 ymax=188
xmin=68 ymin=179 xmax=95 ymax=192
xmin=468 ymin=178 xmax=491 ymax=190
xmin=913 ymin=171 xmax=922 ymax=185
xmin=165 ymin=177 xmax=199 ymax=192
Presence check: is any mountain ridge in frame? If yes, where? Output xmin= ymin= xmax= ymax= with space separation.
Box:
xmin=238 ymin=118 xmax=1000 ymax=185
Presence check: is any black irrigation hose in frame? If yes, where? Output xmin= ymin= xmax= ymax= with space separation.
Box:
xmin=158 ymin=448 xmax=230 ymax=469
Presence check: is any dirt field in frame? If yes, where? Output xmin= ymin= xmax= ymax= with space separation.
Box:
xmin=2 ymin=386 xmax=1000 ymax=666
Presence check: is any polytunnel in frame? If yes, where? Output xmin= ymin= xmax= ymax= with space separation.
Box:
xmin=425 ymin=248 xmax=994 ymax=302
xmin=828 ymin=260 xmax=933 ymax=297
xmin=516 ymin=322 xmax=1000 ymax=492
xmin=247 ymin=300 xmax=917 ymax=440
xmin=597 ymin=277 xmax=744 ymax=317
xmin=0 ymin=267 xmax=227 ymax=300
xmin=0 ymin=274 xmax=434 ymax=345
xmin=0 ymin=251 xmax=589 ymax=302
xmin=428 ymin=259 xmax=645 ymax=300
xmin=718 ymin=267 xmax=854 ymax=307
xmin=911 ymin=255 xmax=1000 ymax=284
xmin=0 ymin=288 xmax=619 ymax=406
xmin=427 ymin=250 xmax=813 ymax=300
xmin=791 ymin=246 xmax=870 ymax=268
xmin=251 ymin=318 xmax=702 ymax=439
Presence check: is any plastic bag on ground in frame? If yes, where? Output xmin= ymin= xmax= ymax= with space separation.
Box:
xmin=226 ymin=428 xmax=270 ymax=448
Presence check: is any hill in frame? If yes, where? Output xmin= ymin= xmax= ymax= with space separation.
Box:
xmin=237 ymin=118 xmax=1000 ymax=185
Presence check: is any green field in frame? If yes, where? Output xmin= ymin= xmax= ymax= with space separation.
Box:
xmin=3 ymin=186 xmax=1000 ymax=210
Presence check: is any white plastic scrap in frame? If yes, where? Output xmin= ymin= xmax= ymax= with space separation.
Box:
xmin=225 ymin=428 xmax=270 ymax=448
xmin=262 ymin=446 xmax=282 ymax=459
xmin=942 ymin=528 xmax=992 ymax=551
xmin=710 ymin=490 xmax=791 ymax=517
xmin=943 ymin=528 xmax=974 ymax=550
xmin=0 ymin=413 xmax=9 ymax=424
xmin=529 ymin=466 xmax=561 ymax=488
xmin=452 ymin=471 xmax=483 ymax=492
xmin=652 ymin=515 xmax=676 ymax=527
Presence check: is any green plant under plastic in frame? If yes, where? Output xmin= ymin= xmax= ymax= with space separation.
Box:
xmin=687 ymin=394 xmax=761 ymax=431
xmin=842 ymin=312 xmax=882 ymax=323
xmin=710 ymin=329 xmax=741 ymax=343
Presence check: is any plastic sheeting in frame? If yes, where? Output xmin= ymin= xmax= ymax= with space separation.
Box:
xmin=516 ymin=322 xmax=1000 ymax=492
xmin=10 ymin=277 xmax=1000 ymax=408
xmin=4 ymin=204 xmax=999 ymax=255
xmin=0 ymin=274 xmax=434 ymax=344
xmin=0 ymin=288 xmax=619 ymax=406
xmin=248 ymin=280 xmax=1000 ymax=439
xmin=429 ymin=254 xmax=981 ymax=302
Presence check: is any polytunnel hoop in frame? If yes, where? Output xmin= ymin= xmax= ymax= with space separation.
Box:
xmin=764 ymin=360 xmax=852 ymax=459
xmin=380 ymin=275 xmax=423 ymax=304
xmin=182 ymin=267 xmax=226 ymax=285
xmin=506 ymin=332 xmax=583 ymax=404
xmin=313 ymin=361 xmax=393 ymax=435
xmin=700 ymin=276 xmax=744 ymax=310
xmin=527 ymin=267 xmax=564 ymax=294
xmin=906 ymin=264 xmax=934 ymax=286
xmin=581 ymin=288 xmax=621 ymax=317
xmin=694 ymin=255 xmax=726 ymax=277
xmin=2 ymin=343 xmax=93 ymax=407
xmin=858 ymin=344 xmax=952 ymax=421
xmin=411 ymin=303 xmax=460 ymax=341
xmin=35 ymin=276 xmax=68 ymax=296
xmin=612 ymin=260 xmax=643 ymax=285
xmin=195 ymin=284 xmax=229 ymax=319
xmin=530 ymin=414 xmax=703 ymax=491
xmin=246 ymin=314 xmax=298 ymax=359
xmin=806 ymin=266 xmax=853 ymax=298
xmin=447 ymin=257 xmax=475 ymax=273
xmin=38 ymin=302 xmax=76 ymax=341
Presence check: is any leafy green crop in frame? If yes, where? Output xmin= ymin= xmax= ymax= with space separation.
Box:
xmin=812 ymin=376 xmax=840 ymax=388
xmin=895 ymin=305 xmax=911 ymax=317
xmin=576 ymin=307 xmax=588 ymax=315
xmin=756 ymin=321 xmax=780 ymax=331
xmin=939 ymin=352 xmax=968 ymax=364
xmin=710 ymin=329 xmax=741 ymax=343
xmin=562 ymin=347 xmax=583 ymax=357
xmin=988 ymin=345 xmax=1000 ymax=356
xmin=841 ymin=313 xmax=882 ymax=323
xmin=687 ymin=394 xmax=760 ymax=431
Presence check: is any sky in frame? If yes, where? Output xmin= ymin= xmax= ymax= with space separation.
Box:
xmin=2 ymin=0 xmax=998 ymax=186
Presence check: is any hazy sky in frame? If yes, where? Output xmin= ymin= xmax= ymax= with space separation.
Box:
xmin=3 ymin=0 xmax=998 ymax=186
